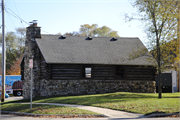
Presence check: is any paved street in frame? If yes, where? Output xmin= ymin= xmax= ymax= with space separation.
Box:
xmin=0 ymin=114 xmax=180 ymax=120
xmin=0 ymin=96 xmax=23 ymax=101
xmin=5 ymin=96 xmax=23 ymax=101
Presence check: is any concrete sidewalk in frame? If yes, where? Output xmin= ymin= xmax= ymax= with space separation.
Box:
xmin=2 ymin=114 xmax=180 ymax=120
xmin=30 ymin=103 xmax=144 ymax=118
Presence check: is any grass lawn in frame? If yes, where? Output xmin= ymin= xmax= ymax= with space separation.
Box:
xmin=3 ymin=92 xmax=180 ymax=114
xmin=1 ymin=103 xmax=100 ymax=115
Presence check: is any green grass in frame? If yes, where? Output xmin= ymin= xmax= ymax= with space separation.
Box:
xmin=3 ymin=92 xmax=180 ymax=114
xmin=1 ymin=103 xmax=100 ymax=115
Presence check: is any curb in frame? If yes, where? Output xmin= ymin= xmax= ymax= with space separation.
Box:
xmin=1 ymin=111 xmax=109 ymax=118
xmin=146 ymin=112 xmax=180 ymax=118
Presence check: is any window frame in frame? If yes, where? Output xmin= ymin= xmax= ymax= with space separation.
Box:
xmin=81 ymin=64 xmax=93 ymax=79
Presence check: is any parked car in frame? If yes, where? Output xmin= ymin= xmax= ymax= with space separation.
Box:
xmin=0 ymin=92 xmax=9 ymax=98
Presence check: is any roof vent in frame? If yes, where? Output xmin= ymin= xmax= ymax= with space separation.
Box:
xmin=88 ymin=36 xmax=93 ymax=40
xmin=110 ymin=37 xmax=118 ymax=41
xmin=61 ymin=35 xmax=66 ymax=39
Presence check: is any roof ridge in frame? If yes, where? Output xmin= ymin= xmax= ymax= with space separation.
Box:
xmin=41 ymin=34 xmax=139 ymax=39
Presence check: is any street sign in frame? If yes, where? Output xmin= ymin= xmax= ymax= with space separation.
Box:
xmin=29 ymin=59 xmax=33 ymax=68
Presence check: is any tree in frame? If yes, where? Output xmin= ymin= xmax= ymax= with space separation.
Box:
xmin=61 ymin=24 xmax=120 ymax=37
xmin=6 ymin=57 xmax=21 ymax=75
xmin=79 ymin=24 xmax=120 ymax=37
xmin=0 ymin=27 xmax=26 ymax=73
xmin=16 ymin=28 xmax=26 ymax=55
xmin=3 ymin=32 xmax=18 ymax=51
xmin=93 ymin=26 xmax=120 ymax=37
xmin=63 ymin=31 xmax=80 ymax=36
xmin=126 ymin=0 xmax=178 ymax=98
xmin=0 ymin=32 xmax=18 ymax=71
xmin=79 ymin=24 xmax=98 ymax=36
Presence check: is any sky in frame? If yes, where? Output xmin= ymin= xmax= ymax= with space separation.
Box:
xmin=1 ymin=0 xmax=148 ymax=48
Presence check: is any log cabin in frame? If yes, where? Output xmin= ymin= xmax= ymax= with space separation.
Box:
xmin=21 ymin=23 xmax=157 ymax=99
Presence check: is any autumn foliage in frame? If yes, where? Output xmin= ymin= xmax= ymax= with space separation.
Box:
xmin=6 ymin=57 xmax=21 ymax=75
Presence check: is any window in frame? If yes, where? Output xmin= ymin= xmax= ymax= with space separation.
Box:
xmin=85 ymin=67 xmax=91 ymax=78
xmin=82 ymin=65 xmax=92 ymax=79
xmin=116 ymin=66 xmax=124 ymax=78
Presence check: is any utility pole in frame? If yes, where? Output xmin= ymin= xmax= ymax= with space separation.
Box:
xmin=1 ymin=0 xmax=6 ymax=102
xmin=178 ymin=0 xmax=180 ymax=93
xmin=177 ymin=1 xmax=180 ymax=117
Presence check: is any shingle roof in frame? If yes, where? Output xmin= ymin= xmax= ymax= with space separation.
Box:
xmin=35 ymin=35 xmax=156 ymax=66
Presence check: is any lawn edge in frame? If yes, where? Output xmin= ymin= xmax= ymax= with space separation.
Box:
xmin=146 ymin=112 xmax=180 ymax=118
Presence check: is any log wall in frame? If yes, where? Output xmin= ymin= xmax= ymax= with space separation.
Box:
xmin=93 ymin=65 xmax=115 ymax=80
xmin=40 ymin=64 xmax=156 ymax=81
xmin=38 ymin=63 xmax=157 ymax=96
xmin=126 ymin=66 xmax=156 ymax=81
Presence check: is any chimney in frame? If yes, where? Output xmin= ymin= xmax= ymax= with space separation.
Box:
xmin=23 ymin=20 xmax=42 ymax=99
xmin=27 ymin=20 xmax=41 ymax=39
xmin=33 ymin=23 xmax=37 ymax=27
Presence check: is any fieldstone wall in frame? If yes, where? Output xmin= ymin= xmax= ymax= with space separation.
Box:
xmin=39 ymin=79 xmax=156 ymax=96
xmin=23 ymin=24 xmax=41 ymax=99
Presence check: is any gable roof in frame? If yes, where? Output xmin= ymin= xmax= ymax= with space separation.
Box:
xmin=35 ymin=35 xmax=156 ymax=66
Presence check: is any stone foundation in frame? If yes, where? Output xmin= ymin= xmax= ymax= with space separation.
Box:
xmin=23 ymin=79 xmax=156 ymax=98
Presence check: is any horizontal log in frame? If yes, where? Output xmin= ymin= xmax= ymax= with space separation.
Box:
xmin=52 ymin=65 xmax=81 ymax=69
xmin=126 ymin=66 xmax=153 ymax=69
xmin=93 ymin=71 xmax=114 ymax=75
xmin=93 ymin=75 xmax=114 ymax=77
xmin=126 ymin=66 xmax=153 ymax=68
xmin=51 ymin=77 xmax=80 ymax=80
xmin=94 ymin=65 xmax=114 ymax=67
xmin=126 ymin=75 xmax=153 ymax=78
xmin=126 ymin=72 xmax=153 ymax=75
xmin=52 ymin=73 xmax=80 ymax=75
xmin=93 ymin=67 xmax=114 ymax=70
xmin=93 ymin=77 xmax=114 ymax=80
xmin=52 ymin=71 xmax=80 ymax=74
xmin=126 ymin=78 xmax=154 ymax=80
xmin=126 ymin=76 xmax=154 ymax=79
xmin=52 ymin=74 xmax=80 ymax=77
xmin=93 ymin=69 xmax=114 ymax=72
xmin=52 ymin=67 xmax=81 ymax=69
xmin=126 ymin=69 xmax=152 ymax=72
xmin=52 ymin=69 xmax=80 ymax=72
xmin=93 ymin=74 xmax=114 ymax=76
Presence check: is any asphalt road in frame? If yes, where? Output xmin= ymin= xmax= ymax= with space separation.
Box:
xmin=0 ymin=115 xmax=180 ymax=120
xmin=5 ymin=96 xmax=23 ymax=101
